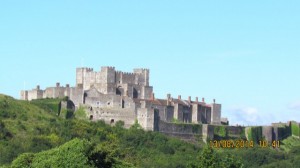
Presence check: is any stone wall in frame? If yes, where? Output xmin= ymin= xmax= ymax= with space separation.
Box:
xmin=262 ymin=126 xmax=273 ymax=142
xmin=70 ymin=87 xmax=83 ymax=106
xmin=202 ymin=124 xmax=214 ymax=142
xmin=151 ymin=104 xmax=166 ymax=121
xmin=200 ymin=106 xmax=211 ymax=124
xmin=133 ymin=68 xmax=149 ymax=86
xmin=141 ymin=86 xmax=153 ymax=99
xmin=158 ymin=120 xmax=203 ymax=142
xmin=27 ymin=89 xmax=43 ymax=100
xmin=165 ymin=106 xmax=174 ymax=122
xmin=20 ymin=90 xmax=28 ymax=100
xmin=157 ymin=122 xmax=245 ymax=143
xmin=88 ymin=107 xmax=136 ymax=128
xmin=137 ymin=107 xmax=154 ymax=131
xmin=226 ymin=126 xmax=245 ymax=138
xmin=192 ymin=104 xmax=199 ymax=123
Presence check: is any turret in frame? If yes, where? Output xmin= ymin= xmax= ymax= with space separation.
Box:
xmin=76 ymin=67 xmax=94 ymax=87
xmin=133 ymin=68 xmax=149 ymax=86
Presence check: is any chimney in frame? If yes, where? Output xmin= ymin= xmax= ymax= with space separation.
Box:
xmin=213 ymin=99 xmax=216 ymax=104
xmin=178 ymin=95 xmax=181 ymax=100
xmin=36 ymin=85 xmax=40 ymax=90
xmin=195 ymin=97 xmax=198 ymax=102
xmin=167 ymin=94 xmax=171 ymax=100
xmin=188 ymin=96 xmax=191 ymax=102
xmin=152 ymin=93 xmax=155 ymax=100
xmin=56 ymin=82 xmax=60 ymax=87
xmin=66 ymin=84 xmax=70 ymax=88
xmin=202 ymin=97 xmax=205 ymax=103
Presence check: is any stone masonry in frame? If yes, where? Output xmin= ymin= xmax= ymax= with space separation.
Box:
xmin=20 ymin=66 xmax=223 ymax=130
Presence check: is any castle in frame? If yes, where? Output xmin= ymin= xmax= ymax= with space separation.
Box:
xmin=20 ymin=66 xmax=223 ymax=131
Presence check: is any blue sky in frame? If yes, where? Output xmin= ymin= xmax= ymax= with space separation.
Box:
xmin=1 ymin=1 xmax=300 ymax=125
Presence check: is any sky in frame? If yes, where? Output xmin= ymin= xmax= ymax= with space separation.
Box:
xmin=0 ymin=1 xmax=300 ymax=126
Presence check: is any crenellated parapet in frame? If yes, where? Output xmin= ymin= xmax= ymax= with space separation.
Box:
xmin=101 ymin=66 xmax=115 ymax=71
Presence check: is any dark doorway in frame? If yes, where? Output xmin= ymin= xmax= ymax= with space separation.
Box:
xmin=110 ymin=119 xmax=115 ymax=124
xmin=133 ymin=88 xmax=138 ymax=98
xmin=89 ymin=115 xmax=93 ymax=120
xmin=83 ymin=93 xmax=87 ymax=104
xmin=154 ymin=109 xmax=160 ymax=131
xmin=116 ymin=88 xmax=122 ymax=96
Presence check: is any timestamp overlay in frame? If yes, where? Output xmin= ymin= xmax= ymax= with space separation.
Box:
xmin=209 ymin=140 xmax=280 ymax=149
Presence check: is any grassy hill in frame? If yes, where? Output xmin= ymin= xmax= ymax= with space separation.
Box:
xmin=0 ymin=94 xmax=202 ymax=167
xmin=0 ymin=94 xmax=299 ymax=167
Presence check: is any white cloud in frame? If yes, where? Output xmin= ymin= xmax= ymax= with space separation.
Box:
xmin=225 ymin=106 xmax=270 ymax=126
xmin=223 ymin=103 xmax=300 ymax=126
xmin=288 ymin=101 xmax=300 ymax=111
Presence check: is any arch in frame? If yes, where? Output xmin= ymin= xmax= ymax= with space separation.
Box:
xmin=116 ymin=88 xmax=122 ymax=96
xmin=133 ymin=88 xmax=138 ymax=99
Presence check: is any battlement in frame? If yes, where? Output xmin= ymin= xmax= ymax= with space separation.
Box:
xmin=122 ymin=72 xmax=134 ymax=75
xmin=77 ymin=67 xmax=94 ymax=72
xmin=133 ymin=68 xmax=149 ymax=74
xmin=115 ymin=71 xmax=134 ymax=76
xmin=101 ymin=66 xmax=115 ymax=71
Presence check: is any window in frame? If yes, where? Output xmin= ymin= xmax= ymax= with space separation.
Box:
xmin=122 ymin=99 xmax=125 ymax=108
xmin=133 ymin=88 xmax=138 ymax=98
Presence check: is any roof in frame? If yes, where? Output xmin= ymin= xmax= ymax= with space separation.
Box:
xmin=133 ymin=98 xmax=212 ymax=107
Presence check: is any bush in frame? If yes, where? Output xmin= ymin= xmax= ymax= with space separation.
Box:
xmin=291 ymin=122 xmax=300 ymax=137
xmin=247 ymin=127 xmax=263 ymax=143
xmin=214 ymin=126 xmax=227 ymax=139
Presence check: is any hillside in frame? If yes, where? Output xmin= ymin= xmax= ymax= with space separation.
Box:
xmin=0 ymin=94 xmax=202 ymax=167
xmin=0 ymin=94 xmax=300 ymax=167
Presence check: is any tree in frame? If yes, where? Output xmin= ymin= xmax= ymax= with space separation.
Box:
xmin=188 ymin=146 xmax=243 ymax=168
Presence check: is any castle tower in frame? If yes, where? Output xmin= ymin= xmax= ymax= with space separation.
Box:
xmin=133 ymin=68 xmax=149 ymax=86
xmin=211 ymin=99 xmax=221 ymax=125
xmin=20 ymin=90 xmax=28 ymax=100
xmin=76 ymin=67 xmax=95 ymax=91
xmin=101 ymin=66 xmax=116 ymax=94
xmin=133 ymin=68 xmax=152 ymax=99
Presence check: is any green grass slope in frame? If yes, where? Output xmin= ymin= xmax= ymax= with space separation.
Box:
xmin=1 ymin=94 xmax=300 ymax=168
xmin=0 ymin=94 xmax=202 ymax=167
xmin=0 ymin=94 xmax=63 ymax=164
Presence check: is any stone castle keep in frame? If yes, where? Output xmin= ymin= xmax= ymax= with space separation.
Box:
xmin=20 ymin=66 xmax=222 ymax=131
